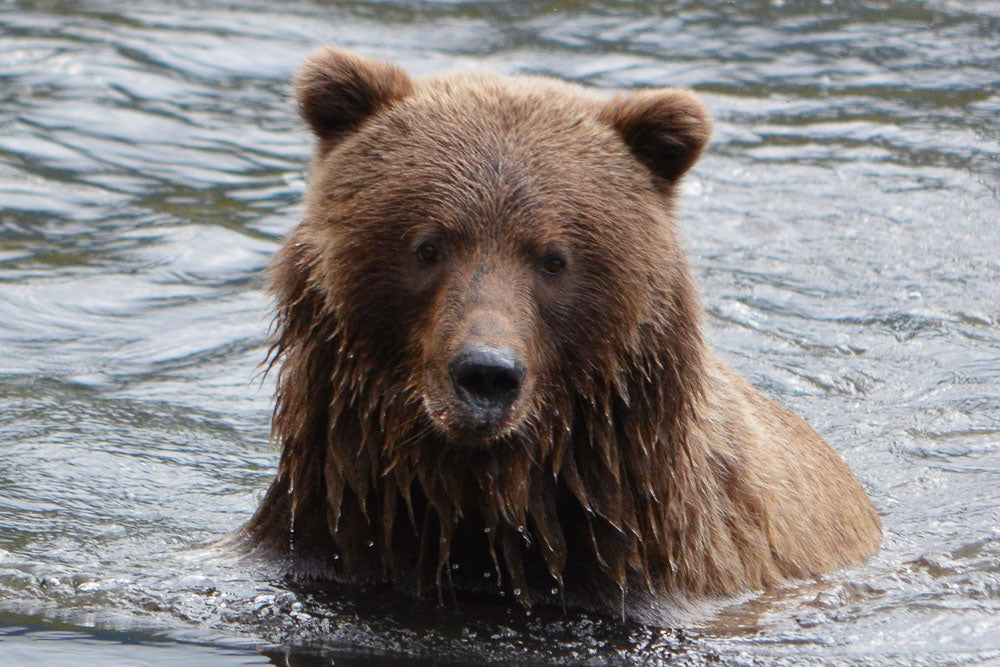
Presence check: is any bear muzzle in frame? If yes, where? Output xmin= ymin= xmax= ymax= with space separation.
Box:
xmin=448 ymin=346 xmax=525 ymax=431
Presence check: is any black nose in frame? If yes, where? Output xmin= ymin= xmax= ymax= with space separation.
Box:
xmin=448 ymin=347 xmax=525 ymax=424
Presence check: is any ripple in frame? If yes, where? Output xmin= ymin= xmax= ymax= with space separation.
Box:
xmin=1 ymin=0 xmax=999 ymax=663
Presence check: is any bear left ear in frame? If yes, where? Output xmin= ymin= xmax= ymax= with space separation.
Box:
xmin=599 ymin=88 xmax=711 ymax=185
xmin=296 ymin=47 xmax=414 ymax=150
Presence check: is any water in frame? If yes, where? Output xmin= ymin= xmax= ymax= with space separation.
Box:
xmin=1 ymin=0 xmax=998 ymax=663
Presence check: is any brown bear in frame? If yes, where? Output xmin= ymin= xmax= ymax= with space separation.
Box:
xmin=242 ymin=47 xmax=881 ymax=623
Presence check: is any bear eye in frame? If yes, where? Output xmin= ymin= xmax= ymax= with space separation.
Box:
xmin=415 ymin=241 xmax=440 ymax=264
xmin=541 ymin=253 xmax=567 ymax=276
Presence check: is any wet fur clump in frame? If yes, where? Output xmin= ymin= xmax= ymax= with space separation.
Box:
xmin=242 ymin=48 xmax=881 ymax=622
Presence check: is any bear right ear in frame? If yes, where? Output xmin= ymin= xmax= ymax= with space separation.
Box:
xmin=296 ymin=47 xmax=413 ymax=149
xmin=599 ymin=88 xmax=711 ymax=186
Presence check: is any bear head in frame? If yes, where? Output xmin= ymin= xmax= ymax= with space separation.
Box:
xmin=285 ymin=47 xmax=710 ymax=446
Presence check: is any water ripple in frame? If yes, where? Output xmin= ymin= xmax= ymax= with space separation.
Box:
xmin=1 ymin=0 xmax=998 ymax=663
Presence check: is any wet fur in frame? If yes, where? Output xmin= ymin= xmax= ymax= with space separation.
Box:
xmin=242 ymin=48 xmax=881 ymax=622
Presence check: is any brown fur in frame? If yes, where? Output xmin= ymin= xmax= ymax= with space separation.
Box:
xmin=242 ymin=48 xmax=881 ymax=621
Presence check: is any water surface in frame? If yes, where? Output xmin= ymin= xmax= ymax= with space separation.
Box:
xmin=1 ymin=0 xmax=999 ymax=663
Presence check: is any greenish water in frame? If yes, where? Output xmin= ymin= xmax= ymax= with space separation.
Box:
xmin=1 ymin=0 xmax=998 ymax=663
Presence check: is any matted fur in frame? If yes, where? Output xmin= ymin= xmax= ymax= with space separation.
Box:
xmin=242 ymin=48 xmax=881 ymax=621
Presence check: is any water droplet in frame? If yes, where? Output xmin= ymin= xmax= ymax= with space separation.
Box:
xmin=517 ymin=525 xmax=525 ymax=533
xmin=513 ymin=588 xmax=522 ymax=596
xmin=483 ymin=571 xmax=491 ymax=578
xmin=367 ymin=540 xmax=375 ymax=548
xmin=551 ymin=587 xmax=559 ymax=596
xmin=333 ymin=554 xmax=341 ymax=561
xmin=483 ymin=527 xmax=491 ymax=534
xmin=451 ymin=563 xmax=459 ymax=570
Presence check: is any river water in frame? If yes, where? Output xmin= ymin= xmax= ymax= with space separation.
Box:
xmin=1 ymin=0 xmax=998 ymax=664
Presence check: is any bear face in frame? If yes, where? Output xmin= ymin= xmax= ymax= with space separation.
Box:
xmin=292 ymin=48 xmax=709 ymax=445
xmin=244 ymin=48 xmax=880 ymax=623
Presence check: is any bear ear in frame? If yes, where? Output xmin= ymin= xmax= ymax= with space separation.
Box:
xmin=599 ymin=88 xmax=711 ymax=185
xmin=295 ymin=47 xmax=413 ymax=147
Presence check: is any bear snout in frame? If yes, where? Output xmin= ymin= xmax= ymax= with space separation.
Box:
xmin=448 ymin=346 xmax=525 ymax=430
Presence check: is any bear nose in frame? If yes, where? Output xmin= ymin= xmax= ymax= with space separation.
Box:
xmin=448 ymin=347 xmax=525 ymax=423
